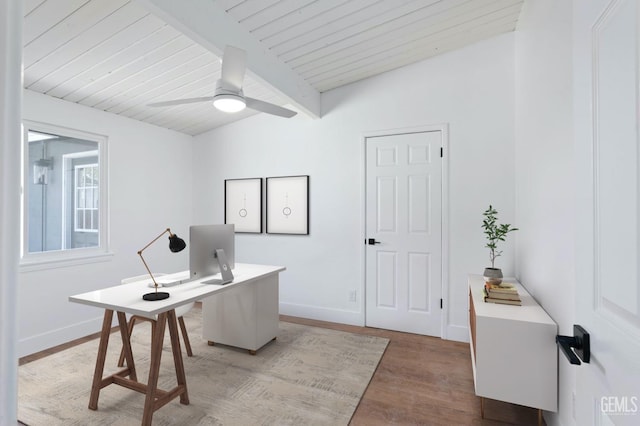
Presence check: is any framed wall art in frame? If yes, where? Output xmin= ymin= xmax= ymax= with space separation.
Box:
xmin=224 ymin=178 xmax=263 ymax=233
xmin=266 ymin=175 xmax=309 ymax=235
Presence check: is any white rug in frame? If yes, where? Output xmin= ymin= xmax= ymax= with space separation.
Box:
xmin=18 ymin=309 xmax=388 ymax=425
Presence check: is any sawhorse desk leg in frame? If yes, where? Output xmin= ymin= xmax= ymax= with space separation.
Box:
xmin=141 ymin=311 xmax=190 ymax=425
xmin=87 ymin=309 xmax=189 ymax=426
xmin=88 ymin=309 xmax=139 ymax=410
xmin=89 ymin=309 xmax=115 ymax=410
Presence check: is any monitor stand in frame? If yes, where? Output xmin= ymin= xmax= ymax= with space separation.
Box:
xmin=201 ymin=249 xmax=234 ymax=285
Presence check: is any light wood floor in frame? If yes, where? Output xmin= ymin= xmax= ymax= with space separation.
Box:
xmin=20 ymin=310 xmax=543 ymax=426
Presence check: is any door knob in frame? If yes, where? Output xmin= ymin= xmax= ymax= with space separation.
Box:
xmin=367 ymin=238 xmax=381 ymax=245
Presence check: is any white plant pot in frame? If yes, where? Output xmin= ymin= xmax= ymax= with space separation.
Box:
xmin=483 ymin=267 xmax=503 ymax=285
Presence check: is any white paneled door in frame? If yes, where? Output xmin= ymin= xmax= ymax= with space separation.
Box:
xmin=575 ymin=0 xmax=640 ymax=424
xmin=365 ymin=130 xmax=442 ymax=336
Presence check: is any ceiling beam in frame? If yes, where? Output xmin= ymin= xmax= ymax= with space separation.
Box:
xmin=136 ymin=0 xmax=321 ymax=119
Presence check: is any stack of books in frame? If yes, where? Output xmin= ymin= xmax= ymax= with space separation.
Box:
xmin=483 ymin=282 xmax=521 ymax=306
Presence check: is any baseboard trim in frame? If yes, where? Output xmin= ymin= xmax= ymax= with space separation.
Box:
xmin=18 ymin=316 xmax=103 ymax=357
xmin=20 ymin=306 xmax=466 ymax=356
xmin=446 ymin=324 xmax=469 ymax=343
xmin=281 ymin=303 xmax=468 ymax=343
xmin=279 ymin=302 xmax=364 ymax=326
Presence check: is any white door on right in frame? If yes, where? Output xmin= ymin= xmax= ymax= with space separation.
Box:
xmin=575 ymin=1 xmax=640 ymax=424
xmin=365 ymin=130 xmax=442 ymax=336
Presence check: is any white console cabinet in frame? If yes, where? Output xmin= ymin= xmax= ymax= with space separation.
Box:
xmin=468 ymin=274 xmax=557 ymax=421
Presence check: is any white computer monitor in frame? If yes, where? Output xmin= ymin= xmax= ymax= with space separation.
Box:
xmin=189 ymin=224 xmax=235 ymax=281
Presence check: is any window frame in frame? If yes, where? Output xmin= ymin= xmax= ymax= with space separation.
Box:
xmin=20 ymin=120 xmax=111 ymax=270
xmin=69 ymin=154 xmax=99 ymax=234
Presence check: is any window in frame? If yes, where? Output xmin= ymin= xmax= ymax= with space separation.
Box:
xmin=74 ymin=163 xmax=99 ymax=233
xmin=21 ymin=121 xmax=109 ymax=267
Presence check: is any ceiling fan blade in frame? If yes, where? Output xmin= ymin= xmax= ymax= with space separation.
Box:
xmin=245 ymin=97 xmax=297 ymax=118
xmin=220 ymin=46 xmax=247 ymax=91
xmin=148 ymin=96 xmax=215 ymax=107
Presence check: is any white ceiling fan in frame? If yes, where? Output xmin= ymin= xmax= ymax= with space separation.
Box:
xmin=148 ymin=46 xmax=297 ymax=118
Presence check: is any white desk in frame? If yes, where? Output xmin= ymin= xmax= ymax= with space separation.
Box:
xmin=69 ymin=263 xmax=285 ymax=426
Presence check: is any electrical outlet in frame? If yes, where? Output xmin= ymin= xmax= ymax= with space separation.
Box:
xmin=348 ymin=290 xmax=357 ymax=302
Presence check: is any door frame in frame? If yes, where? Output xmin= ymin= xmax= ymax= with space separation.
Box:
xmin=361 ymin=123 xmax=450 ymax=338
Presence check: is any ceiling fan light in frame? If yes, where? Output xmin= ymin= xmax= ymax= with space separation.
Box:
xmin=213 ymin=94 xmax=246 ymax=113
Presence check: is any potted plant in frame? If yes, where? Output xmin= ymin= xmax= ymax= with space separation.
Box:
xmin=482 ymin=205 xmax=518 ymax=285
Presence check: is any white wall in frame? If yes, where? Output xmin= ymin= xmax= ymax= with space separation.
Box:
xmin=18 ymin=90 xmax=193 ymax=356
xmin=192 ymin=33 xmax=517 ymax=339
xmin=514 ymin=1 xmax=575 ymax=425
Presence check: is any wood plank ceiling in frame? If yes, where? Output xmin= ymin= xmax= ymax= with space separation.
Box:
xmin=23 ymin=0 xmax=524 ymax=136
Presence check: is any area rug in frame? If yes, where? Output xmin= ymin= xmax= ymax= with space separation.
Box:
xmin=18 ymin=309 xmax=388 ymax=425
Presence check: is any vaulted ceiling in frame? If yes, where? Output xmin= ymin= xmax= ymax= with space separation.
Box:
xmin=23 ymin=0 xmax=524 ymax=135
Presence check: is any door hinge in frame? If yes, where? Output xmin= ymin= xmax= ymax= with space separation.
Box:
xmin=440 ymin=299 xmax=443 ymax=309
xmin=440 ymin=147 xmax=443 ymax=157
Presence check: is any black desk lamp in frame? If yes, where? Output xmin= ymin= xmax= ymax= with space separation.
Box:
xmin=139 ymin=228 xmax=186 ymax=301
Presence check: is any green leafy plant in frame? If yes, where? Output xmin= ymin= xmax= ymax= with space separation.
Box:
xmin=482 ymin=205 xmax=518 ymax=268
